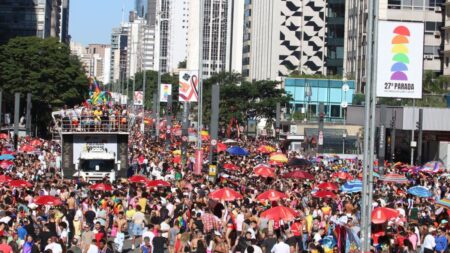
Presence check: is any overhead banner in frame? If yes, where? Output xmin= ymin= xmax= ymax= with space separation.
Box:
xmin=160 ymin=83 xmax=172 ymax=102
xmin=179 ymin=70 xmax=199 ymax=102
xmin=134 ymin=91 xmax=143 ymax=105
xmin=376 ymin=20 xmax=424 ymax=99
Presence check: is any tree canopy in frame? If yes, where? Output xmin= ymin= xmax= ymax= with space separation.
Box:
xmin=0 ymin=37 xmax=88 ymax=134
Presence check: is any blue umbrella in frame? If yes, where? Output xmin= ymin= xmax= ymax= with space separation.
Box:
xmin=0 ymin=154 xmax=15 ymax=160
xmin=407 ymin=186 xmax=432 ymax=198
xmin=226 ymin=146 xmax=249 ymax=156
xmin=340 ymin=180 xmax=362 ymax=193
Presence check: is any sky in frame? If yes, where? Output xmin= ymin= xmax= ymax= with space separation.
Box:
xmin=69 ymin=0 xmax=134 ymax=45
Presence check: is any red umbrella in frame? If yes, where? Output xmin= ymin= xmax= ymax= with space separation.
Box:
xmin=257 ymin=145 xmax=276 ymax=154
xmin=253 ymin=164 xmax=272 ymax=170
xmin=0 ymin=175 xmax=12 ymax=183
xmin=371 ymin=207 xmax=399 ymax=224
xmin=269 ymin=160 xmax=283 ymax=166
xmin=216 ymin=143 xmax=227 ymax=152
xmin=90 ymin=183 xmax=113 ymax=191
xmin=128 ymin=175 xmax=149 ymax=183
xmin=256 ymin=190 xmax=287 ymax=201
xmin=147 ymin=180 xmax=171 ymax=187
xmin=1 ymin=150 xmax=15 ymax=155
xmin=260 ymin=206 xmax=298 ymax=221
xmin=209 ymin=187 xmax=243 ymax=201
xmin=34 ymin=195 xmax=62 ymax=206
xmin=254 ymin=167 xmax=276 ymax=178
xmin=223 ymin=163 xmax=240 ymax=171
xmin=19 ymin=145 xmax=35 ymax=153
xmin=30 ymin=139 xmax=42 ymax=146
xmin=9 ymin=179 xmax=32 ymax=188
xmin=173 ymin=156 xmax=181 ymax=164
xmin=331 ymin=171 xmax=354 ymax=180
xmin=0 ymin=160 xmax=14 ymax=169
xmin=282 ymin=170 xmax=314 ymax=180
xmin=317 ymin=182 xmax=339 ymax=191
xmin=0 ymin=133 xmax=8 ymax=139
xmin=313 ymin=190 xmax=337 ymax=198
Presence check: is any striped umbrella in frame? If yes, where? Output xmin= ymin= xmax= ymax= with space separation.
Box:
xmin=380 ymin=173 xmax=408 ymax=184
xmin=340 ymin=180 xmax=362 ymax=193
xmin=421 ymin=161 xmax=445 ymax=174
xmin=436 ymin=198 xmax=450 ymax=209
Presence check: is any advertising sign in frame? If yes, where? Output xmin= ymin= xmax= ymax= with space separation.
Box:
xmin=73 ymin=135 xmax=118 ymax=164
xmin=134 ymin=91 xmax=144 ymax=105
xmin=160 ymin=84 xmax=172 ymax=103
xmin=376 ymin=21 xmax=424 ymax=98
xmin=179 ymin=70 xmax=199 ymax=102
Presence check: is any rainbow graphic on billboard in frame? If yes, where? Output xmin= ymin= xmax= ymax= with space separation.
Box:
xmin=391 ymin=26 xmax=410 ymax=81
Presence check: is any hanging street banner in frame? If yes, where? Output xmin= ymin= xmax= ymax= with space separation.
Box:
xmin=160 ymin=83 xmax=172 ymax=103
xmin=134 ymin=91 xmax=144 ymax=105
xmin=179 ymin=70 xmax=199 ymax=102
xmin=376 ymin=20 xmax=424 ymax=99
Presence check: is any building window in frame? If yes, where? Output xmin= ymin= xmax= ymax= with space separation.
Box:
xmin=331 ymin=105 xmax=341 ymax=117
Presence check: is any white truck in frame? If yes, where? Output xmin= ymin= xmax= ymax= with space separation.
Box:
xmin=74 ymin=146 xmax=121 ymax=182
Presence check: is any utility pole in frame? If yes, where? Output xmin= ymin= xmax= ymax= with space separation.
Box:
xmin=26 ymin=93 xmax=32 ymax=136
xmin=361 ymin=0 xmax=379 ymax=250
xmin=411 ymin=99 xmax=416 ymax=165
xmin=378 ymin=105 xmax=386 ymax=174
xmin=317 ymin=103 xmax=324 ymax=153
xmin=165 ymin=95 xmax=173 ymax=150
xmin=13 ymin=93 xmax=20 ymax=150
xmin=416 ymin=108 xmax=423 ymax=165
xmin=390 ymin=110 xmax=397 ymax=162
xmin=181 ymin=102 xmax=190 ymax=168
xmin=275 ymin=103 xmax=281 ymax=140
xmin=197 ymin=0 xmax=205 ymax=151
xmin=209 ymin=84 xmax=220 ymax=165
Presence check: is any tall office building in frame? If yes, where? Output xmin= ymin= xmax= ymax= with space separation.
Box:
xmin=242 ymin=0 xmax=345 ymax=81
xmin=187 ymin=0 xmax=244 ymax=78
xmin=444 ymin=0 xmax=450 ymax=80
xmin=135 ymin=0 xmax=148 ymax=18
xmin=110 ymin=24 xmax=130 ymax=85
xmin=344 ymin=0 xmax=444 ymax=92
xmin=0 ymin=0 xmax=69 ymax=44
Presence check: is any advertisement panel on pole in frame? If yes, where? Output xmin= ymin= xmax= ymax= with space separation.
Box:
xmin=134 ymin=91 xmax=143 ymax=105
xmin=194 ymin=150 xmax=203 ymax=175
xmin=376 ymin=20 xmax=424 ymax=98
xmin=160 ymin=84 xmax=172 ymax=102
xmin=179 ymin=70 xmax=199 ymax=102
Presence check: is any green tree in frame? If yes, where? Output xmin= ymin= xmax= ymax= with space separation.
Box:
xmin=201 ymin=72 xmax=291 ymax=128
xmin=0 ymin=37 xmax=88 ymax=135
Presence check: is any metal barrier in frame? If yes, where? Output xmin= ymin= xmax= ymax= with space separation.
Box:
xmin=59 ymin=116 xmax=129 ymax=133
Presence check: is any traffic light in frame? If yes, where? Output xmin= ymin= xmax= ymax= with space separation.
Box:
xmin=416 ymin=120 xmax=421 ymax=130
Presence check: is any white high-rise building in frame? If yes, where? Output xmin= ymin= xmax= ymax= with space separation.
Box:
xmin=187 ymin=0 xmax=244 ymax=78
xmin=70 ymin=42 xmax=112 ymax=84
xmin=344 ymin=0 xmax=444 ymax=92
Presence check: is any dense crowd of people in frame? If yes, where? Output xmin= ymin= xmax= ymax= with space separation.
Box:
xmin=54 ymin=104 xmax=129 ymax=132
xmin=0 ymin=107 xmax=449 ymax=253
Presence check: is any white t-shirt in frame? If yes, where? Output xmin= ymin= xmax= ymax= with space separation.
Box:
xmin=247 ymin=227 xmax=257 ymax=240
xmin=271 ymin=242 xmax=290 ymax=253
xmin=45 ymin=242 xmax=63 ymax=253
xmin=142 ymin=229 xmax=155 ymax=247
xmin=236 ymin=213 xmax=244 ymax=231
xmin=160 ymin=221 xmax=170 ymax=238
xmin=87 ymin=244 xmax=99 ymax=253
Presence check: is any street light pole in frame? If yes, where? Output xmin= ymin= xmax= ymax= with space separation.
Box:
xmin=197 ymin=0 xmax=204 ymax=150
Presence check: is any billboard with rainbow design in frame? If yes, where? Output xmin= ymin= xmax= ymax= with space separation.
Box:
xmin=376 ymin=21 xmax=424 ymax=99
